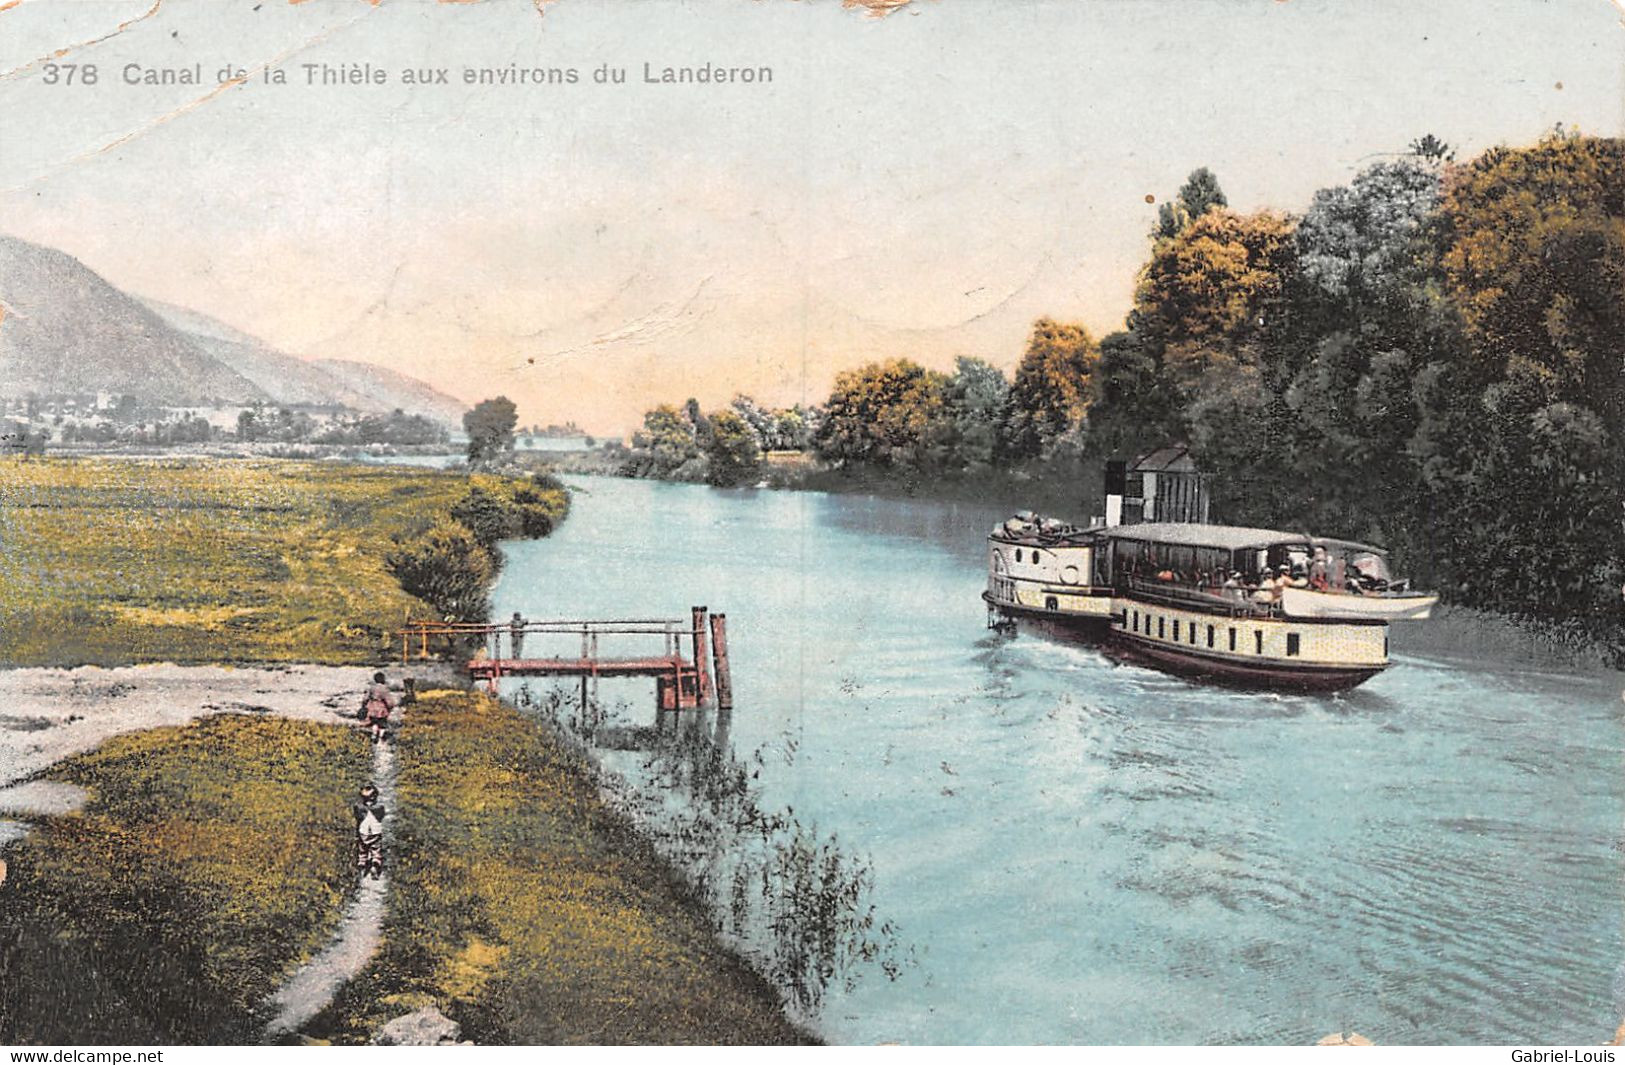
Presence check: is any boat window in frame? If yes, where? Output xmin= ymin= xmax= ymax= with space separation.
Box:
xmin=1158 ymin=616 xmax=1165 ymax=639
xmin=1015 ymin=549 xmax=1023 ymax=562
xmin=1032 ymin=550 xmax=1042 ymax=564
xmin=1229 ymin=627 xmax=1236 ymax=652
xmin=1046 ymin=596 xmax=1058 ymax=612
xmin=1255 ymin=630 xmax=1264 ymax=655
xmin=1190 ymin=623 xmax=1197 ymax=645
xmin=1132 ymin=610 xmax=1139 ymax=632
xmin=1383 ymin=636 xmax=1389 ymax=658
xmin=1172 ymin=619 xmax=1180 ymax=642
xmin=1286 ymin=632 xmax=1301 ymax=657
xmin=1207 ymin=625 xmax=1214 ymax=648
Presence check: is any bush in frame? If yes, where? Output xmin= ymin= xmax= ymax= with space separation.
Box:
xmin=449 ymin=486 xmax=523 ymax=548
xmin=385 ymin=521 xmax=495 ymax=622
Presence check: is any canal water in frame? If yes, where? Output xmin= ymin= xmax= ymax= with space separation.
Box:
xmin=492 ymin=474 xmax=1624 ymax=1045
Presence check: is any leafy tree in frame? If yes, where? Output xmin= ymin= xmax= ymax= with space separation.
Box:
xmin=684 ymin=397 xmax=713 ymax=448
xmin=449 ymin=486 xmax=522 ymax=550
xmin=1132 ymin=208 xmax=1297 ymax=395
xmin=705 ymin=409 xmax=763 ymax=487
xmin=1084 ymin=329 xmax=1183 ymax=460
xmin=1153 ymin=167 xmax=1229 ymax=240
xmin=814 ymin=359 xmax=951 ymax=469
xmin=944 ymin=356 xmax=1008 ymax=470
xmin=1000 ymin=319 xmax=1099 ymax=461
xmin=463 ymin=396 xmax=519 ymax=468
xmin=1434 ymin=130 xmax=1625 ymax=436
xmin=1408 ymin=133 xmax=1455 ymax=163
xmin=626 ymin=404 xmax=701 ymax=478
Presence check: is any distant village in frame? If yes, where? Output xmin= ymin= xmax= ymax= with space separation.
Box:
xmin=0 ymin=392 xmax=599 ymax=458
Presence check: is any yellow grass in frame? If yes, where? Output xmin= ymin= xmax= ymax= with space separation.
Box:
xmin=308 ymin=691 xmax=812 ymax=1045
xmin=0 ymin=714 xmax=372 ymax=1043
xmin=0 ymin=457 xmax=562 ymax=667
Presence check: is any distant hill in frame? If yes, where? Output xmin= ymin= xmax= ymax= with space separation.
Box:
xmin=0 ymin=235 xmax=267 ymax=405
xmin=311 ymin=358 xmax=470 ymax=427
xmin=143 ymin=300 xmax=382 ymax=411
xmin=0 ymin=233 xmax=467 ymax=427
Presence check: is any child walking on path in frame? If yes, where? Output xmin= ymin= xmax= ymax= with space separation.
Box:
xmin=352 ymin=782 xmax=386 ymax=880
xmin=360 ymin=671 xmax=397 ymax=744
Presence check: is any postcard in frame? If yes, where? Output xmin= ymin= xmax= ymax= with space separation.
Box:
xmin=1 ymin=0 xmax=1622 ymax=1049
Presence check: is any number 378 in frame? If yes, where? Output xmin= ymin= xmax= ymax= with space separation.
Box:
xmin=42 ymin=63 xmax=99 ymax=85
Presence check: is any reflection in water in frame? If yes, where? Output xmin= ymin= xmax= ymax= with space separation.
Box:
xmin=494 ymin=475 xmax=1624 ymax=1045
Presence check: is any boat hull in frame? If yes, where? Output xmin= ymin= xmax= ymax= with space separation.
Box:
xmin=1106 ymin=632 xmax=1385 ymax=693
xmin=986 ymin=592 xmax=1390 ymax=693
xmin=985 ymin=593 xmax=1113 ymax=641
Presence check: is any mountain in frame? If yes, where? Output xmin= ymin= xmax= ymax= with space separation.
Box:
xmin=0 ymin=235 xmax=268 ymax=405
xmin=146 ymin=302 xmax=468 ymax=426
xmin=311 ymin=358 xmax=470 ymax=427
xmin=143 ymin=300 xmax=379 ymax=410
xmin=0 ymin=234 xmax=468 ymax=427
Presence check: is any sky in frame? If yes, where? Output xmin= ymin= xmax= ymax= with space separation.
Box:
xmin=1 ymin=0 xmax=1621 ymax=434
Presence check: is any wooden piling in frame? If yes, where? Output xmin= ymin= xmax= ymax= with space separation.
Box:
xmin=709 ymin=613 xmax=733 ymax=712
xmin=691 ymin=606 xmax=713 ymax=707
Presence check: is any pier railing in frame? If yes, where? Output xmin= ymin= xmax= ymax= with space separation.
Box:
xmin=398 ymin=606 xmax=735 ymax=724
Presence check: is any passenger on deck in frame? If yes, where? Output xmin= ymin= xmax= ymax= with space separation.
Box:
xmin=1308 ymin=547 xmax=1330 ymax=591
xmin=1222 ymin=571 xmax=1245 ymax=600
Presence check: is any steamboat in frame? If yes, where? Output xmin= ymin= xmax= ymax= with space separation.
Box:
xmin=984 ymin=450 xmax=1437 ymax=692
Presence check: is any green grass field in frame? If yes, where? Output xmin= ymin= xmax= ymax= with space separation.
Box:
xmin=0 ymin=457 xmax=565 ymax=667
xmin=308 ymin=690 xmax=811 ymax=1045
xmin=0 ymin=715 xmax=371 ymax=1043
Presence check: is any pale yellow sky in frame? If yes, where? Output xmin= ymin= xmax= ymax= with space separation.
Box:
xmin=2 ymin=0 xmax=1621 ymax=434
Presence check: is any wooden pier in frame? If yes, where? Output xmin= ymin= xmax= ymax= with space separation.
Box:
xmin=398 ymin=607 xmax=734 ymax=730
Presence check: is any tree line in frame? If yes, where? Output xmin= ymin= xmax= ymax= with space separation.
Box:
xmin=620 ymin=130 xmax=1624 ymax=629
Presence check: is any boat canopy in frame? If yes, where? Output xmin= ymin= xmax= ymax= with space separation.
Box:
xmin=1095 ymin=522 xmax=1386 ymax=557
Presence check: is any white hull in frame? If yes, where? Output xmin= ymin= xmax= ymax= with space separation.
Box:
xmin=1280 ymin=586 xmax=1437 ymax=621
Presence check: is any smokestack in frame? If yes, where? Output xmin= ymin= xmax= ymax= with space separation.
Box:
xmin=1104 ymin=460 xmax=1125 ymax=528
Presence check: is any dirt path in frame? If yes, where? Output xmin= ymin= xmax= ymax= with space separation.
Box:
xmin=263 ymin=733 xmax=398 ymax=1040
xmin=0 ymin=662 xmax=433 ymax=1041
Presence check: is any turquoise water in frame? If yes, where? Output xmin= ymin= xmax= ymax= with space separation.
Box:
xmin=492 ymin=475 xmax=1624 ymax=1045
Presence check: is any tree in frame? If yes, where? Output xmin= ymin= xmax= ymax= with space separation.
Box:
xmin=1434 ymin=131 xmax=1625 ymax=436
xmin=814 ymin=359 xmax=951 ymax=469
xmin=705 ymin=409 xmax=762 ymax=487
xmin=1000 ymin=319 xmax=1099 ymax=461
xmin=944 ymin=356 xmax=1008 ymax=470
xmin=385 ymin=521 xmax=495 ymax=622
xmin=627 ymin=404 xmax=701 ymax=478
xmin=1083 ymin=329 xmax=1182 ymax=460
xmin=1132 ymin=208 xmax=1297 ymax=394
xmin=1408 ymin=133 xmax=1455 ymax=163
xmin=1153 ymin=167 xmax=1229 ymax=240
xmin=463 ymin=396 xmax=518 ymax=468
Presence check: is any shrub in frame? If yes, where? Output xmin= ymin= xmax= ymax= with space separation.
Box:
xmin=385 ymin=521 xmax=494 ymax=622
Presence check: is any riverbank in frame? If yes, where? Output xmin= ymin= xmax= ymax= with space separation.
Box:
xmin=304 ymin=690 xmax=813 ymax=1045
xmin=0 ymin=667 xmax=812 ymax=1044
xmin=592 ymin=461 xmax=1625 ymax=671
xmin=0 ymin=458 xmax=810 ymax=1044
xmin=0 ymin=710 xmax=370 ymax=1042
xmin=0 ymin=456 xmax=567 ymax=667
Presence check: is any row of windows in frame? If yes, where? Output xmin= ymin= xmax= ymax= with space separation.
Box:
xmin=1127 ymin=608 xmax=1302 ymax=657
xmin=1014 ymin=548 xmax=1045 ymax=564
